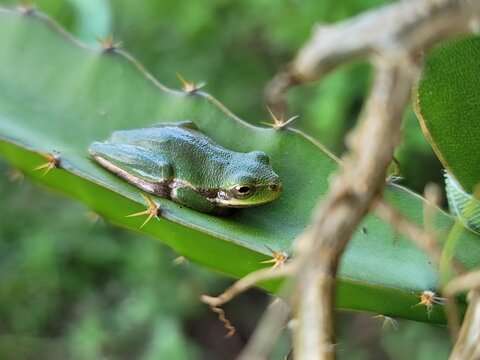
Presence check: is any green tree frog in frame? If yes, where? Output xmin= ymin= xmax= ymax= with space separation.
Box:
xmin=89 ymin=121 xmax=283 ymax=214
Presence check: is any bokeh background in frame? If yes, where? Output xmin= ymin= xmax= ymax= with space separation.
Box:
xmin=0 ymin=0 xmax=450 ymax=359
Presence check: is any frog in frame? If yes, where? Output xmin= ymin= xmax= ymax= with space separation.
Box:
xmin=89 ymin=121 xmax=283 ymax=214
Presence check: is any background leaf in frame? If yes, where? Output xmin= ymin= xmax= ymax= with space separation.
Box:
xmin=415 ymin=35 xmax=480 ymax=193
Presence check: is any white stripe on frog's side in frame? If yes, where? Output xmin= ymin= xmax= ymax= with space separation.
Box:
xmin=93 ymin=155 xmax=221 ymax=204
xmin=92 ymin=155 xmax=169 ymax=196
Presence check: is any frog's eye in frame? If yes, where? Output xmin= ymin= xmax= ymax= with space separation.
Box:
xmin=232 ymin=185 xmax=254 ymax=199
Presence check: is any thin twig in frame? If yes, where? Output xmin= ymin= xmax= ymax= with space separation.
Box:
xmin=209 ymin=304 xmax=236 ymax=338
xmin=444 ymin=270 xmax=480 ymax=297
xmin=449 ymin=290 xmax=480 ymax=360
xmin=201 ymin=263 xmax=295 ymax=308
xmin=443 ymin=270 xmax=480 ymax=342
xmin=201 ymin=264 xmax=295 ymax=341
xmin=265 ymin=0 xmax=480 ymax=111
xmin=445 ymin=294 xmax=462 ymax=342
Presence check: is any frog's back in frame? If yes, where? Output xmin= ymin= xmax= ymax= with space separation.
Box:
xmin=109 ymin=123 xmax=226 ymax=154
xmin=107 ymin=123 xmax=235 ymax=186
xmin=109 ymin=122 xmax=198 ymax=145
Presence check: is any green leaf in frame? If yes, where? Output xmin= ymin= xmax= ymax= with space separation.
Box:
xmin=1 ymin=8 xmax=479 ymax=324
xmin=415 ymin=35 xmax=480 ymax=193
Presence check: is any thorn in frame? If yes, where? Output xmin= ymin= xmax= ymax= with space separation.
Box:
xmin=261 ymin=245 xmax=289 ymax=270
xmin=34 ymin=152 xmax=60 ymax=177
xmin=372 ymin=314 xmax=398 ymax=330
xmin=177 ymin=72 xmax=206 ymax=94
xmin=413 ymin=290 xmax=446 ymax=317
xmin=98 ymin=34 xmax=122 ymax=52
xmin=261 ymin=106 xmax=299 ymax=130
xmin=126 ymin=194 xmax=161 ymax=228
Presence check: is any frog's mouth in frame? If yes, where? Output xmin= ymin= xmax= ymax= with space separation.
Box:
xmin=213 ymin=183 xmax=283 ymax=208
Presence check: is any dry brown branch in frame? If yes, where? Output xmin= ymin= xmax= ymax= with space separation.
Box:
xmin=210 ymin=304 xmax=236 ymax=338
xmin=444 ymin=270 xmax=480 ymax=343
xmin=292 ymin=57 xmax=415 ymax=360
xmin=201 ymin=263 xmax=295 ymax=308
xmin=444 ymin=270 xmax=480 ymax=297
xmin=263 ymin=1 xmax=480 ymax=359
xmin=200 ymin=263 xmax=294 ymax=338
xmin=445 ymin=295 xmax=462 ymax=341
xmin=265 ymin=0 xmax=480 ymax=114
xmin=215 ymin=0 xmax=480 ymax=357
xmin=449 ymin=291 xmax=480 ymax=360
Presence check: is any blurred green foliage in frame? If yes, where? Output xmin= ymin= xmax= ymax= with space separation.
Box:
xmin=0 ymin=0 xmax=450 ymax=358
xmin=0 ymin=163 xmax=214 ymax=359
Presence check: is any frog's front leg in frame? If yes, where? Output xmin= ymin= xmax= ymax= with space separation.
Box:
xmin=172 ymin=185 xmax=230 ymax=215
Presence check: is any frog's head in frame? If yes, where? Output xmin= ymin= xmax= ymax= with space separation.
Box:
xmin=215 ymin=150 xmax=283 ymax=208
